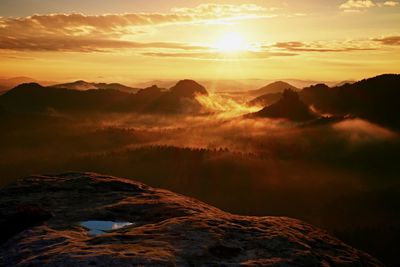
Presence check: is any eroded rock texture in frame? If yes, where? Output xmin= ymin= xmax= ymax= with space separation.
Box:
xmin=0 ymin=172 xmax=383 ymax=266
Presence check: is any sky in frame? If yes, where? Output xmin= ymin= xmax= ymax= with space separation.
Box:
xmin=0 ymin=0 xmax=399 ymax=83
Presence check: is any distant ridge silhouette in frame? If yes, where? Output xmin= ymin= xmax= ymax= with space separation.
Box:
xmin=299 ymin=74 xmax=400 ymax=129
xmin=143 ymin=80 xmax=208 ymax=113
xmin=53 ymin=80 xmax=140 ymax=93
xmin=0 ymin=77 xmax=54 ymax=92
xmin=248 ymin=81 xmax=298 ymax=97
xmin=0 ymin=83 xmax=128 ymax=113
xmin=0 ymin=80 xmax=209 ymax=115
xmin=246 ymin=74 xmax=400 ymax=129
xmin=334 ymin=80 xmax=355 ymax=87
xmin=250 ymin=89 xmax=316 ymax=121
xmin=1 ymin=74 xmax=400 ymax=128
xmin=248 ymin=92 xmax=283 ymax=107
xmin=170 ymin=79 xmax=208 ymax=97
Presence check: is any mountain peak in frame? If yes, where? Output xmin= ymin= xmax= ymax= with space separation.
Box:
xmin=11 ymin=82 xmax=44 ymax=91
xmin=355 ymin=73 xmax=400 ymax=87
xmin=53 ymin=80 xmax=96 ymax=90
xmin=73 ymin=80 xmax=89 ymax=84
xmin=146 ymin=85 xmax=162 ymax=90
xmin=136 ymin=85 xmax=163 ymax=96
xmin=249 ymin=81 xmax=298 ymax=97
xmin=51 ymin=81 xmax=139 ymax=93
xmin=282 ymin=88 xmax=300 ymax=101
xmin=270 ymin=81 xmax=292 ymax=86
xmin=170 ymin=79 xmax=208 ymax=97
xmin=252 ymin=89 xmax=316 ymax=121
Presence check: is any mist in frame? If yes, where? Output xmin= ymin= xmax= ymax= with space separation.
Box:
xmin=0 ymin=91 xmax=399 ymax=264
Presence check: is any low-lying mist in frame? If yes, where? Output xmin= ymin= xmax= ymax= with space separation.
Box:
xmin=0 ymin=98 xmax=399 ymax=264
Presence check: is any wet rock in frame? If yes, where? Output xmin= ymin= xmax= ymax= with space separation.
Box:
xmin=0 ymin=172 xmax=383 ymax=266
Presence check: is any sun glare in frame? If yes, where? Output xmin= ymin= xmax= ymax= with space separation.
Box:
xmin=214 ymin=32 xmax=246 ymax=53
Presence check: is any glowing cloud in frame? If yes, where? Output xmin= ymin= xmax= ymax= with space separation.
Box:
xmin=196 ymin=93 xmax=260 ymax=118
xmin=340 ymin=0 xmax=399 ymax=10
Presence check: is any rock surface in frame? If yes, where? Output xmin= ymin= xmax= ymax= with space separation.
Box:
xmin=0 ymin=172 xmax=383 ymax=266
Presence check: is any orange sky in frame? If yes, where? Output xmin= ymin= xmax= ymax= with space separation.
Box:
xmin=0 ymin=0 xmax=399 ymax=83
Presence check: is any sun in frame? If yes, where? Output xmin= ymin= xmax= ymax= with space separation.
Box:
xmin=214 ymin=32 xmax=246 ymax=53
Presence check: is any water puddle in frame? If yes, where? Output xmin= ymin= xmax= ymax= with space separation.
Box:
xmin=80 ymin=220 xmax=133 ymax=236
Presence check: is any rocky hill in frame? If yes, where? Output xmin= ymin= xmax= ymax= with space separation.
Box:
xmin=248 ymin=81 xmax=298 ymax=97
xmin=0 ymin=80 xmax=208 ymax=115
xmin=248 ymin=92 xmax=283 ymax=107
xmin=0 ymin=172 xmax=382 ymax=266
xmin=251 ymin=89 xmax=317 ymax=121
xmin=300 ymin=74 xmax=400 ymax=129
xmin=169 ymin=79 xmax=208 ymax=97
xmin=247 ymin=74 xmax=400 ymax=129
xmin=53 ymin=80 xmax=140 ymax=93
xmin=0 ymin=77 xmax=54 ymax=93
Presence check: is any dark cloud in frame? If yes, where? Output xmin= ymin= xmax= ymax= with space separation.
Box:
xmin=0 ymin=36 xmax=208 ymax=52
xmin=272 ymin=41 xmax=376 ymax=52
xmin=373 ymin=36 xmax=400 ymax=45
xmin=141 ymin=50 xmax=297 ymax=59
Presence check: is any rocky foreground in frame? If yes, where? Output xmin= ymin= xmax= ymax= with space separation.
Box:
xmin=0 ymin=172 xmax=383 ymax=266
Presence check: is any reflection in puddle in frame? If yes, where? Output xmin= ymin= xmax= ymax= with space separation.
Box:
xmin=80 ymin=220 xmax=133 ymax=236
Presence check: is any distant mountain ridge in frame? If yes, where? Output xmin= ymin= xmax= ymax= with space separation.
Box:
xmin=248 ymin=92 xmax=283 ymax=107
xmin=250 ymin=89 xmax=316 ymax=121
xmin=170 ymin=79 xmax=208 ymax=97
xmin=334 ymin=80 xmax=355 ymax=87
xmin=0 ymin=80 xmax=208 ymax=115
xmin=52 ymin=80 xmax=140 ymax=93
xmin=247 ymin=74 xmax=400 ymax=129
xmin=0 ymin=77 xmax=54 ymax=94
xmin=134 ymin=79 xmax=332 ymax=93
xmin=300 ymin=74 xmax=400 ymax=129
xmin=248 ymin=81 xmax=298 ymax=97
xmin=1 ymin=74 xmax=400 ymax=129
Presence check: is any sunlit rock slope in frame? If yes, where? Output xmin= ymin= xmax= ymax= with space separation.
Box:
xmin=0 ymin=172 xmax=383 ymax=266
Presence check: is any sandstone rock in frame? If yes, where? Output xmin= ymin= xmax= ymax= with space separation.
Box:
xmin=0 ymin=172 xmax=383 ymax=266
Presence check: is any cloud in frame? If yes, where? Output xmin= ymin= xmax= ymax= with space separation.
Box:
xmin=195 ymin=93 xmax=260 ymax=119
xmin=339 ymin=0 xmax=399 ymax=11
xmin=271 ymin=41 xmax=376 ymax=53
xmin=0 ymin=36 xmax=210 ymax=52
xmin=141 ymin=51 xmax=213 ymax=59
xmin=141 ymin=39 xmax=382 ymax=59
xmin=373 ymin=36 xmax=400 ymax=45
xmin=172 ymin=3 xmax=268 ymax=18
xmin=382 ymin=1 xmax=400 ymax=6
xmin=141 ymin=50 xmax=297 ymax=60
xmin=0 ymin=14 xmax=185 ymax=38
xmin=0 ymin=4 xmax=272 ymax=53
xmin=340 ymin=0 xmax=376 ymax=10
